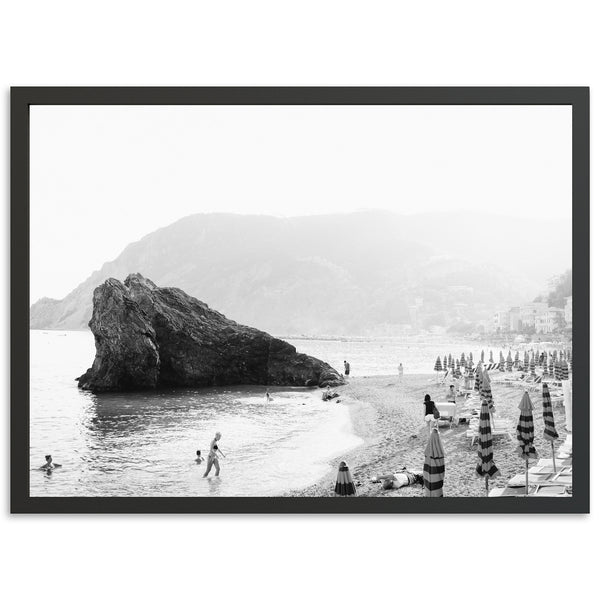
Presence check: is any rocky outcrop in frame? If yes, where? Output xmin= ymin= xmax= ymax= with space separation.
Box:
xmin=77 ymin=274 xmax=343 ymax=392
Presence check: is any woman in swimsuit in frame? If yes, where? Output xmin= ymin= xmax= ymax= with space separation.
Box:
xmin=203 ymin=432 xmax=226 ymax=477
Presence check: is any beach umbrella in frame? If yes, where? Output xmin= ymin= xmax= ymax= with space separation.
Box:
xmin=535 ymin=349 xmax=540 ymax=365
xmin=481 ymin=350 xmax=485 ymax=363
xmin=516 ymin=391 xmax=538 ymax=496
xmin=553 ymin=350 xmax=558 ymax=362
xmin=443 ymin=355 xmax=448 ymax=371
xmin=474 ymin=363 xmax=482 ymax=392
xmin=460 ymin=353 xmax=466 ymax=368
xmin=434 ymin=356 xmax=442 ymax=372
xmin=480 ymin=368 xmax=495 ymax=414
xmin=506 ymin=350 xmax=513 ymax=372
xmin=523 ymin=352 xmax=530 ymax=371
xmin=529 ymin=357 xmax=536 ymax=375
xmin=499 ymin=351 xmax=505 ymax=372
xmin=469 ymin=352 xmax=473 ymax=363
xmin=514 ymin=350 xmax=520 ymax=370
xmin=489 ymin=350 xmax=494 ymax=363
xmin=334 ymin=461 xmax=356 ymax=496
xmin=423 ymin=428 xmax=445 ymax=497
xmin=548 ymin=357 xmax=554 ymax=378
xmin=542 ymin=354 xmax=548 ymax=376
xmin=542 ymin=383 xmax=559 ymax=472
xmin=475 ymin=397 xmax=500 ymax=495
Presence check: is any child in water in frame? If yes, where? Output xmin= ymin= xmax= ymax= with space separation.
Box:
xmin=195 ymin=450 xmax=205 ymax=464
xmin=39 ymin=454 xmax=61 ymax=471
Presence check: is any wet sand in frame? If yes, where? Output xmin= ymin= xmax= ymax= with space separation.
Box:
xmin=288 ymin=373 xmax=568 ymax=497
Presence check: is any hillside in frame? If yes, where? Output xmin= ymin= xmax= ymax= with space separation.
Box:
xmin=30 ymin=211 xmax=569 ymax=336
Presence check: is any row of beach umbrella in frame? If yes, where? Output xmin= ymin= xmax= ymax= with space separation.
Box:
xmin=423 ymin=380 xmax=561 ymax=498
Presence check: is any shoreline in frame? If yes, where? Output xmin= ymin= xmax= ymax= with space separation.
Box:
xmin=287 ymin=373 xmax=568 ymax=497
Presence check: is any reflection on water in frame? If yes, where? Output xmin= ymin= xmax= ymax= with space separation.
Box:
xmin=30 ymin=331 xmax=362 ymax=497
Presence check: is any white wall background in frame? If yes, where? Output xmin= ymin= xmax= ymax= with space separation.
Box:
xmin=1 ymin=2 xmax=597 ymax=600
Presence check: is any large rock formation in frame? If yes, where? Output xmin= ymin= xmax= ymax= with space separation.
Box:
xmin=77 ymin=274 xmax=343 ymax=392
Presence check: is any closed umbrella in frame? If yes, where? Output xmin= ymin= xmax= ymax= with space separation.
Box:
xmin=489 ymin=350 xmax=494 ymax=363
xmin=549 ymin=357 xmax=554 ymax=378
xmin=469 ymin=352 xmax=473 ymax=363
xmin=481 ymin=350 xmax=485 ymax=363
xmin=499 ymin=351 xmax=505 ymax=372
xmin=542 ymin=383 xmax=559 ymax=472
xmin=542 ymin=354 xmax=548 ymax=376
xmin=460 ymin=353 xmax=466 ymax=368
xmin=514 ymin=350 xmax=520 ymax=370
xmin=523 ymin=352 xmax=529 ymax=371
xmin=443 ymin=355 xmax=448 ymax=371
xmin=423 ymin=428 xmax=445 ymax=497
xmin=334 ymin=461 xmax=356 ymax=496
xmin=434 ymin=356 xmax=443 ymax=383
xmin=516 ymin=391 xmax=538 ymax=495
xmin=474 ymin=362 xmax=483 ymax=392
xmin=480 ymin=367 xmax=495 ymax=415
xmin=506 ymin=350 xmax=513 ymax=372
xmin=475 ymin=397 xmax=500 ymax=495
xmin=535 ymin=349 xmax=540 ymax=365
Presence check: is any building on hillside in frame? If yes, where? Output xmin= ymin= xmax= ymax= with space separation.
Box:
xmin=520 ymin=302 xmax=548 ymax=329
xmin=534 ymin=307 xmax=565 ymax=334
xmin=564 ymin=296 xmax=573 ymax=327
xmin=492 ymin=310 xmax=510 ymax=332
xmin=508 ymin=306 xmax=521 ymax=332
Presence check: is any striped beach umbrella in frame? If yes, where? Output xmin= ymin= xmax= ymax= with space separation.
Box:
xmin=480 ymin=367 xmax=495 ymax=413
xmin=516 ymin=391 xmax=538 ymax=495
xmin=542 ymin=383 xmax=559 ymax=471
xmin=334 ymin=461 xmax=356 ymax=496
xmin=506 ymin=350 xmax=513 ymax=372
xmin=469 ymin=352 xmax=473 ymax=363
xmin=548 ymin=357 xmax=554 ymax=378
xmin=542 ymin=354 xmax=549 ymax=376
xmin=553 ymin=350 xmax=558 ymax=362
xmin=475 ymin=397 xmax=500 ymax=495
xmin=523 ymin=352 xmax=529 ymax=371
xmin=434 ymin=356 xmax=442 ymax=372
xmin=529 ymin=357 xmax=536 ymax=375
xmin=474 ymin=362 xmax=482 ymax=392
xmin=499 ymin=351 xmax=505 ymax=372
xmin=460 ymin=353 xmax=466 ymax=368
xmin=489 ymin=350 xmax=494 ymax=363
xmin=423 ymin=428 xmax=445 ymax=497
xmin=534 ymin=349 xmax=540 ymax=365
xmin=443 ymin=355 xmax=448 ymax=371
xmin=448 ymin=353 xmax=453 ymax=368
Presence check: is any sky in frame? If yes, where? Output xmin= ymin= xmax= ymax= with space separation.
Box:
xmin=30 ymin=104 xmax=572 ymax=302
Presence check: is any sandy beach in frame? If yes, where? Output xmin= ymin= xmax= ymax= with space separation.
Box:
xmin=289 ymin=373 xmax=568 ymax=497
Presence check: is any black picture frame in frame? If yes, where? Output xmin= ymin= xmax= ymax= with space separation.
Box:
xmin=11 ymin=87 xmax=590 ymax=514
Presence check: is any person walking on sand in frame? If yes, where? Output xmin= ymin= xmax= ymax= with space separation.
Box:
xmin=344 ymin=361 xmax=351 ymax=376
xmin=398 ymin=362 xmax=404 ymax=381
xmin=423 ymin=394 xmax=439 ymax=432
xmin=203 ymin=432 xmax=226 ymax=477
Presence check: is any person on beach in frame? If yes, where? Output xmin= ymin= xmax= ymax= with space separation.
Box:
xmin=39 ymin=454 xmax=61 ymax=471
xmin=446 ymin=384 xmax=456 ymax=402
xmin=398 ymin=362 xmax=403 ymax=381
xmin=423 ymin=394 xmax=439 ymax=430
xmin=344 ymin=361 xmax=350 ymax=376
xmin=195 ymin=450 xmax=205 ymax=464
xmin=203 ymin=432 xmax=226 ymax=477
xmin=266 ymin=392 xmax=274 ymax=402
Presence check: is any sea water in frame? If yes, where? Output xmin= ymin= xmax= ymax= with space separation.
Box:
xmin=29 ymin=330 xmax=515 ymax=497
xmin=29 ymin=331 xmax=362 ymax=497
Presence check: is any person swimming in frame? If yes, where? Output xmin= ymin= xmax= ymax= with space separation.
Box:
xmin=39 ymin=454 xmax=61 ymax=471
xmin=203 ymin=432 xmax=226 ymax=477
xmin=195 ymin=450 xmax=205 ymax=464
xmin=266 ymin=392 xmax=274 ymax=402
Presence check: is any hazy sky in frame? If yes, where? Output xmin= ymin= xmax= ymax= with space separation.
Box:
xmin=30 ymin=105 xmax=572 ymax=301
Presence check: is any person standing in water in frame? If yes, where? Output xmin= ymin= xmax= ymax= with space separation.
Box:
xmin=203 ymin=432 xmax=226 ymax=477
xmin=39 ymin=454 xmax=61 ymax=471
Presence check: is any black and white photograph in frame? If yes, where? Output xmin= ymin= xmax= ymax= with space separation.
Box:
xmin=13 ymin=90 xmax=587 ymax=511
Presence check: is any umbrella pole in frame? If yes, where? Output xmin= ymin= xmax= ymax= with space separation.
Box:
xmin=525 ymin=457 xmax=529 ymax=496
xmin=551 ymin=440 xmax=556 ymax=473
xmin=485 ymin=474 xmax=489 ymax=497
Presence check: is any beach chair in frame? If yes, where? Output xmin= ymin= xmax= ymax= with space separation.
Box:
xmin=436 ymin=402 xmax=457 ymax=427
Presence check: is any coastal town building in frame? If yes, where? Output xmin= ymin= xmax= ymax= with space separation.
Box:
xmin=534 ymin=307 xmax=565 ymax=334
xmin=564 ymin=296 xmax=573 ymax=327
xmin=492 ymin=310 xmax=510 ymax=332
xmin=519 ymin=302 xmax=548 ymax=329
xmin=508 ymin=306 xmax=521 ymax=332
